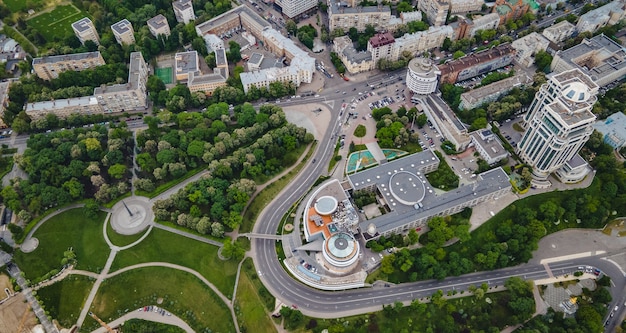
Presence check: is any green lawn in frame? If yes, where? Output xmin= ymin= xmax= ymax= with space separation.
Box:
xmin=110 ymin=228 xmax=239 ymax=298
xmin=88 ymin=267 xmax=235 ymax=333
xmin=235 ymin=259 xmax=276 ymax=333
xmin=36 ymin=275 xmax=94 ymax=328
xmin=105 ymin=220 xmax=146 ymax=247
xmin=13 ymin=209 xmax=110 ymax=280
xmin=26 ymin=5 xmax=87 ymax=42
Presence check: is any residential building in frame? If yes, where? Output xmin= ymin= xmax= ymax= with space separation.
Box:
xmin=333 ymin=36 xmax=374 ymax=74
xmin=195 ymin=5 xmax=270 ymax=41
xmin=368 ymin=32 xmax=395 ymax=64
xmin=405 ymin=57 xmax=440 ymax=95
xmin=0 ymin=34 xmax=26 ymax=64
xmin=348 ymin=150 xmax=510 ymax=239
xmin=470 ymin=129 xmax=509 ymax=165
xmin=203 ymin=34 xmax=224 ymax=53
xmin=551 ymin=34 xmax=626 ymax=87
xmin=459 ymin=73 xmax=531 ymax=110
xmin=147 ymin=14 xmax=170 ymax=38
xmin=175 ymin=51 xmax=200 ymax=81
xmin=576 ymin=0 xmax=626 ymax=34
xmin=394 ymin=25 xmax=455 ymax=56
xmin=111 ymin=19 xmax=135 ymax=46
xmin=26 ymin=52 xmax=148 ymax=119
xmin=517 ymin=69 xmax=598 ymax=183
xmin=422 ymin=94 xmax=471 ymax=150
xmin=276 ymin=0 xmax=317 ymax=18
xmin=94 ymin=52 xmax=149 ymax=113
xmin=593 ymin=112 xmax=626 ymax=148
xmin=32 ymin=51 xmax=105 ymax=81
xmin=187 ymin=69 xmax=227 ymax=95
xmin=400 ymin=11 xmax=422 ymax=23
xmin=71 ymin=17 xmax=99 ymax=45
xmin=328 ymin=3 xmax=392 ymax=32
xmin=467 ymin=13 xmax=500 ymax=37
xmin=511 ymin=32 xmax=549 ymax=67
xmin=450 ymin=0 xmax=484 ymax=14
xmin=418 ymin=0 xmax=449 ymax=26
xmin=439 ymin=44 xmax=515 ymax=84
xmin=492 ymin=0 xmax=532 ymax=25
xmin=26 ymin=96 xmax=102 ymax=120
xmin=541 ymin=20 xmax=575 ymax=44
xmin=173 ymin=0 xmax=196 ymax=24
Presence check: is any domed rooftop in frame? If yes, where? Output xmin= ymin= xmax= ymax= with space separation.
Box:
xmin=562 ymin=81 xmax=591 ymax=102
xmin=408 ymin=57 xmax=436 ymax=74
xmin=367 ymin=223 xmax=377 ymax=236
xmin=325 ymin=232 xmax=358 ymax=261
xmin=388 ymin=171 xmax=426 ymax=206
xmin=314 ymin=196 xmax=338 ymax=215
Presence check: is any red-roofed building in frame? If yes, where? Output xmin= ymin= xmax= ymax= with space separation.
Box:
xmin=368 ymin=32 xmax=396 ymax=64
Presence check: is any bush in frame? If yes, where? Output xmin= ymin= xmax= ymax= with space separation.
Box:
xmin=354 ymin=124 xmax=366 ymax=138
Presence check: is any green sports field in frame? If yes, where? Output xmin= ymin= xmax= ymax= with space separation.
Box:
xmin=155 ymin=67 xmax=173 ymax=84
xmin=26 ymin=5 xmax=88 ymax=42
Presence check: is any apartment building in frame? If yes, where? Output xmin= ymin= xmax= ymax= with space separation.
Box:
xmin=71 ymin=17 xmax=99 ymax=45
xmin=418 ymin=0 xmax=449 ymax=26
xmin=450 ymin=0 xmax=484 ymax=14
xmin=173 ymin=0 xmax=196 ymax=24
xmin=93 ymin=52 xmax=149 ymax=113
xmin=517 ymin=69 xmax=598 ymax=183
xmin=551 ymin=34 xmax=626 ymax=88
xmin=459 ymin=73 xmax=531 ymax=110
xmin=467 ymin=13 xmax=500 ymax=37
xmin=26 ymin=96 xmax=102 ymax=120
xmin=333 ymin=36 xmax=374 ymax=74
xmin=541 ymin=20 xmax=575 ymax=44
xmin=32 ymin=51 xmax=105 ymax=81
xmin=328 ymin=3 xmax=392 ymax=32
xmin=576 ymin=0 xmax=626 ymax=34
xmin=394 ymin=25 xmax=455 ymax=57
xmin=492 ymin=0 xmax=531 ymax=25
xmin=111 ymin=19 xmax=135 ymax=46
xmin=276 ymin=0 xmax=317 ymax=18
xmin=511 ymin=32 xmax=549 ymax=67
xmin=368 ymin=32 xmax=395 ymax=64
xmin=439 ymin=44 xmax=515 ymax=84
xmin=405 ymin=57 xmax=440 ymax=95
xmin=147 ymin=14 xmax=171 ymax=38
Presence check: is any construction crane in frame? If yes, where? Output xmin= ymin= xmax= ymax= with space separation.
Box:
xmin=15 ymin=304 xmax=31 ymax=333
xmin=88 ymin=312 xmax=116 ymax=333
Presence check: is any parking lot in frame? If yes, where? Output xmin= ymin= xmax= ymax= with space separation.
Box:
xmin=497 ymin=115 xmax=525 ymax=148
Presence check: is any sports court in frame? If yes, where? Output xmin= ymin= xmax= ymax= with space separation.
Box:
xmin=155 ymin=67 xmax=173 ymax=85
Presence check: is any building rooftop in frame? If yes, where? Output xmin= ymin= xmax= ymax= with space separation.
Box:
xmin=32 ymin=51 xmax=102 ymax=65
xmin=215 ymin=48 xmax=227 ymax=67
xmin=543 ymin=20 xmax=575 ymax=36
xmin=147 ymin=14 xmax=169 ymax=30
xmin=369 ymin=32 xmax=395 ymax=48
xmin=461 ymin=73 xmax=531 ymax=107
xmin=408 ymin=57 xmax=439 ymax=79
xmin=426 ymin=94 xmax=467 ymax=134
xmin=175 ymin=51 xmax=200 ymax=75
xmin=72 ymin=17 xmax=94 ymax=32
xmin=188 ymin=69 xmax=227 ymax=85
xmin=578 ymin=0 xmax=626 ymax=26
xmin=111 ymin=19 xmax=133 ymax=35
xmin=94 ymin=52 xmax=144 ymax=94
xmin=567 ymin=154 xmax=587 ymax=169
xmin=350 ymin=151 xmax=510 ymax=235
xmin=470 ymin=130 xmax=507 ymax=161
xmin=438 ymin=44 xmax=515 ymax=77
xmin=329 ymin=2 xmax=391 ymax=15
xmin=173 ymin=0 xmax=193 ymax=11
xmin=249 ymin=52 xmax=264 ymax=66
xmin=594 ymin=111 xmax=626 ymax=146
xmin=195 ymin=5 xmax=270 ymax=36
xmin=547 ymin=100 xmax=596 ymax=127
xmin=26 ymin=96 xmax=98 ymax=112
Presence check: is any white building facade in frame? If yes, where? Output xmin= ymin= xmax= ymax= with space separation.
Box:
xmin=406 ymin=57 xmax=440 ymax=95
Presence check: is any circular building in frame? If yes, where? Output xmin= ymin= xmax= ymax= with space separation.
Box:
xmin=323 ymin=232 xmax=360 ymax=268
xmin=406 ymin=57 xmax=440 ymax=95
xmin=388 ymin=171 xmax=426 ymax=206
xmin=314 ymin=196 xmax=338 ymax=216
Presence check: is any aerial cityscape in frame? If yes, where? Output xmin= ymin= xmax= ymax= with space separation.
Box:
xmin=0 ymin=0 xmax=625 ymax=332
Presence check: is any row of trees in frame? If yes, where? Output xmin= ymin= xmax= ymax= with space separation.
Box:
xmin=1 ymin=124 xmax=134 ymax=220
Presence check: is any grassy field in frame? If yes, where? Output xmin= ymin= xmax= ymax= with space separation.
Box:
xmin=110 ymin=228 xmax=239 ymax=298
xmin=105 ymin=220 xmax=146 ymax=247
xmin=241 ymin=143 xmax=314 ymax=233
xmin=36 ymin=275 xmax=94 ymax=328
xmin=235 ymin=259 xmax=277 ymax=333
xmin=13 ymin=209 xmax=109 ymax=280
xmin=88 ymin=267 xmax=235 ymax=333
xmin=26 ymin=5 xmax=87 ymax=42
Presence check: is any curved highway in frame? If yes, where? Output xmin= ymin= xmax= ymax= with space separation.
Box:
xmin=251 ymin=72 xmax=626 ymax=321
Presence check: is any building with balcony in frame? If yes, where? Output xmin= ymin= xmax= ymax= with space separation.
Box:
xmin=93 ymin=52 xmax=149 ymax=114
xmin=111 ymin=19 xmax=135 ymax=46
xmin=26 ymin=96 xmax=102 ymax=120
xmin=173 ymin=0 xmax=196 ymax=24
xmin=32 ymin=51 xmax=105 ymax=81
xmin=551 ymin=34 xmax=626 ymax=88
xmin=328 ymin=3 xmax=392 ymax=32
xmin=333 ymin=36 xmax=374 ymax=74
xmin=405 ymin=57 xmax=440 ymax=95
xmin=394 ymin=25 xmax=455 ymax=56
xmin=147 ymin=14 xmax=170 ymax=38
xmin=368 ymin=32 xmax=395 ymax=64
xmin=542 ymin=20 xmax=575 ymax=44
xmin=459 ymin=73 xmax=531 ymax=110
xmin=516 ymin=69 xmax=598 ymax=183
xmin=418 ymin=0 xmax=449 ymax=26
xmin=468 ymin=13 xmax=500 ymax=38
xmin=450 ymin=0 xmax=484 ymax=14
xmin=276 ymin=0 xmax=317 ymax=18
xmin=71 ymin=17 xmax=99 ymax=45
